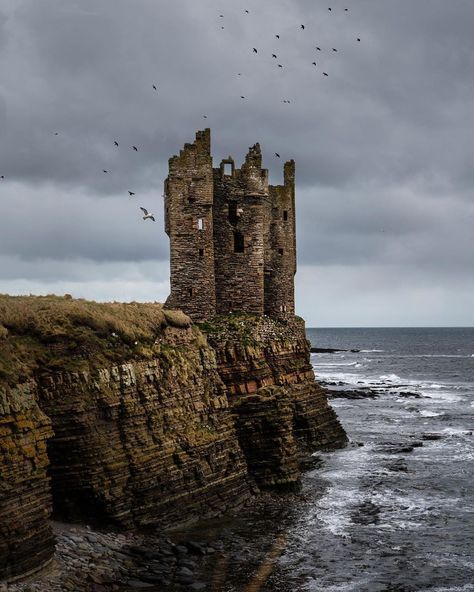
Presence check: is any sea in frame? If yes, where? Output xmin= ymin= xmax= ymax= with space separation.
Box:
xmin=277 ymin=327 xmax=474 ymax=592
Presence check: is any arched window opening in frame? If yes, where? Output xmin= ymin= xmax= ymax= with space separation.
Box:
xmin=283 ymin=210 xmax=288 ymax=221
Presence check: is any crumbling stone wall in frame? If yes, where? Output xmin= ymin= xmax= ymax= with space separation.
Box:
xmin=164 ymin=130 xmax=297 ymax=322
xmin=165 ymin=129 xmax=216 ymax=321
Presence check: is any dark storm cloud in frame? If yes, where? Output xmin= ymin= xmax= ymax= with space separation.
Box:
xmin=0 ymin=0 xmax=473 ymax=324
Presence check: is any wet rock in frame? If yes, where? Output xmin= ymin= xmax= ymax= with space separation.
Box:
xmin=126 ymin=580 xmax=156 ymax=589
xmin=186 ymin=541 xmax=207 ymax=555
xmin=422 ymin=433 xmax=444 ymax=441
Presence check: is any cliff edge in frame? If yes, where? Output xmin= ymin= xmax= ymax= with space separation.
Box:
xmin=0 ymin=295 xmax=346 ymax=582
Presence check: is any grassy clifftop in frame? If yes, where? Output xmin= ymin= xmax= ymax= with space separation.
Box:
xmin=0 ymin=295 xmax=191 ymax=387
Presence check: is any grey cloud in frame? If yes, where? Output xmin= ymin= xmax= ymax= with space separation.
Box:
xmin=0 ymin=0 xmax=473 ymax=325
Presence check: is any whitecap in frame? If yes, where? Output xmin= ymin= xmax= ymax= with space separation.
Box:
xmin=360 ymin=349 xmax=385 ymax=353
xmin=379 ymin=373 xmax=402 ymax=383
xmin=420 ymin=410 xmax=443 ymax=417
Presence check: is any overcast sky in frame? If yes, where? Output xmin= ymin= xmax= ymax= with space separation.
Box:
xmin=0 ymin=0 xmax=473 ymax=326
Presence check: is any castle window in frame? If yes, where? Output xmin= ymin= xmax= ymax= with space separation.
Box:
xmin=234 ymin=231 xmax=245 ymax=253
xmin=199 ymin=248 xmax=204 ymax=257
xmin=283 ymin=210 xmax=288 ymax=221
xmin=228 ymin=202 xmax=238 ymax=225
xmin=197 ymin=218 xmax=204 ymax=230
xmin=188 ymin=288 xmax=194 ymax=298
xmin=188 ymin=195 xmax=197 ymax=203
xmin=278 ymin=248 xmax=284 ymax=256
xmin=223 ymin=163 xmax=233 ymax=176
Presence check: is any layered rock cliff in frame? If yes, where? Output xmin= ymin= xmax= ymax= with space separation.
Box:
xmin=0 ymin=295 xmax=346 ymax=582
xmin=201 ymin=314 xmax=348 ymax=489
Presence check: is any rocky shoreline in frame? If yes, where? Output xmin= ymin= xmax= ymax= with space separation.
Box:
xmin=7 ymin=490 xmax=308 ymax=592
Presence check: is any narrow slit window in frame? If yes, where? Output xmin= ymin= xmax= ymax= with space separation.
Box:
xmin=224 ymin=163 xmax=233 ymax=176
xmin=199 ymin=248 xmax=204 ymax=257
xmin=234 ymin=232 xmax=245 ymax=253
xmin=198 ymin=218 xmax=204 ymax=230
xmin=228 ymin=202 xmax=238 ymax=224
xmin=278 ymin=248 xmax=284 ymax=256
xmin=188 ymin=195 xmax=196 ymax=203
xmin=188 ymin=287 xmax=194 ymax=298
xmin=283 ymin=210 xmax=288 ymax=221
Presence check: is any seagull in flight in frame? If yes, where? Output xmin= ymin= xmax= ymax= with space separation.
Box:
xmin=301 ymin=24 xmax=305 ymax=29
xmin=103 ymin=169 xmax=108 ymax=173
xmin=253 ymin=48 xmax=258 ymax=53
xmin=140 ymin=207 xmax=155 ymax=221
xmin=128 ymin=191 xmax=135 ymax=196
xmin=275 ymin=152 xmax=280 ymax=158
xmin=132 ymin=146 xmax=138 ymax=151
xmin=114 ymin=141 xmax=119 ymax=147
xmin=152 ymin=84 xmax=157 ymax=91
xmin=275 ymin=34 xmax=280 ymax=39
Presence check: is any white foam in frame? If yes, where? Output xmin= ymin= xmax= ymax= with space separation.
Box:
xmin=420 ymin=410 xmax=443 ymax=417
xmin=379 ymin=373 xmax=402 ymax=382
xmin=360 ymin=349 xmax=385 ymax=353
xmin=313 ymin=361 xmax=359 ymax=368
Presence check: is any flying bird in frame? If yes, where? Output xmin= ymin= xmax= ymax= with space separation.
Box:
xmin=312 ymin=62 xmax=317 ymax=66
xmin=114 ymin=141 xmax=119 ymax=147
xmin=301 ymin=24 xmax=305 ymax=29
xmin=344 ymin=8 xmax=349 ymax=11
xmin=53 ymin=132 xmax=59 ymax=135
xmin=245 ymin=9 xmax=249 ymax=13
xmin=128 ymin=191 xmax=135 ymax=196
xmin=253 ymin=48 xmax=258 ymax=53
xmin=0 ymin=175 xmax=4 ymax=179
xmin=132 ymin=146 xmax=138 ymax=151
xmin=203 ymin=115 xmax=208 ymax=118
xmin=323 ymin=72 xmax=329 ymax=76
xmin=240 ymin=96 xmax=245 ymax=99
xmin=152 ymin=84 xmax=157 ymax=91
xmin=275 ymin=34 xmax=280 ymax=39
xmin=332 ymin=48 xmax=338 ymax=52
xmin=328 ymin=7 xmax=332 ymax=11
xmin=278 ymin=64 xmax=283 ymax=68
xmin=140 ymin=207 xmax=155 ymax=221
xmin=357 ymin=38 xmax=361 ymax=42
xmin=103 ymin=170 xmax=108 ymax=173
xmin=272 ymin=54 xmax=277 ymax=58
xmin=275 ymin=153 xmax=280 ymax=158
xmin=316 ymin=47 xmax=321 ymax=51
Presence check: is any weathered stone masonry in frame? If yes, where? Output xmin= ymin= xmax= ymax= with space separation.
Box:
xmin=165 ymin=129 xmax=296 ymax=321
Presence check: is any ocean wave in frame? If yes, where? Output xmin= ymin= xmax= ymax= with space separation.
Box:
xmin=420 ymin=410 xmax=443 ymax=417
xmin=313 ymin=361 xmax=359 ymax=368
xmin=359 ymin=349 xmax=385 ymax=353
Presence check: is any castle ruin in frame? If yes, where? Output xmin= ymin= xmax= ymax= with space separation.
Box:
xmin=164 ymin=129 xmax=296 ymax=321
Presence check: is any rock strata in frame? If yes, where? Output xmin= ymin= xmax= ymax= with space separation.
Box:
xmin=0 ymin=382 xmax=54 ymax=581
xmin=0 ymin=297 xmax=347 ymax=582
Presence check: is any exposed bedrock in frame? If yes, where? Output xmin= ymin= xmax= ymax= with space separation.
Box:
xmin=200 ymin=315 xmax=347 ymax=468
xmin=36 ymin=326 xmax=252 ymax=530
xmin=0 ymin=296 xmax=347 ymax=581
xmin=0 ymin=383 xmax=54 ymax=581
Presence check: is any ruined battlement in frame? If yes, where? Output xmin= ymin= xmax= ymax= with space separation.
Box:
xmin=164 ymin=129 xmax=296 ymax=321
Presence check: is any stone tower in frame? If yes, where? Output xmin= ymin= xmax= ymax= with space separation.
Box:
xmin=164 ymin=129 xmax=296 ymax=322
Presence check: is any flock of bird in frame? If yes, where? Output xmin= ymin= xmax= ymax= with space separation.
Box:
xmin=210 ymin=5 xmax=362 ymax=160
xmin=0 ymin=4 xmax=363 ymax=224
